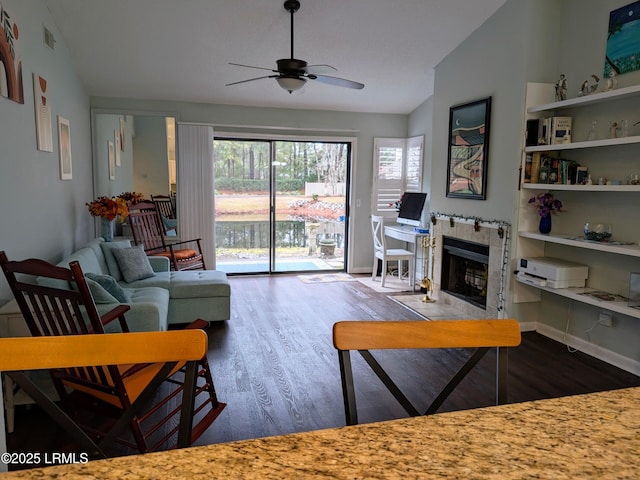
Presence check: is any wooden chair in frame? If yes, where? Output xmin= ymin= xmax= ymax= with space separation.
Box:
xmin=332 ymin=319 xmax=521 ymax=425
xmin=0 ymin=252 xmax=225 ymax=454
xmin=151 ymin=194 xmax=177 ymax=220
xmin=371 ymin=215 xmax=415 ymax=287
xmin=0 ymin=330 xmax=212 ymax=460
xmin=128 ymin=201 xmax=205 ymax=271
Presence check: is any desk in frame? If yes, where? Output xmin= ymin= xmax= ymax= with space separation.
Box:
xmin=384 ymin=224 xmax=429 ymax=290
xmin=4 ymin=387 xmax=639 ymax=478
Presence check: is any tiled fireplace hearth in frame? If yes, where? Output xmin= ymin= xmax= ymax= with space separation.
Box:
xmin=430 ymin=215 xmax=510 ymax=319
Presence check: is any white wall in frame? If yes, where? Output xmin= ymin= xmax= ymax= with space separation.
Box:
xmin=93 ymin=113 xmax=134 ymax=198
xmin=0 ymin=0 xmax=91 ymax=460
xmin=0 ymin=0 xmax=91 ymax=304
xmin=132 ymin=115 xmax=170 ymax=197
xmin=409 ymin=0 xmax=640 ymax=367
xmin=90 ymin=97 xmax=408 ymax=272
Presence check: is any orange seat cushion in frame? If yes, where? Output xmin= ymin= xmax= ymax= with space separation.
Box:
xmin=152 ymin=249 xmax=199 ymax=261
xmin=62 ymin=361 xmax=185 ymax=408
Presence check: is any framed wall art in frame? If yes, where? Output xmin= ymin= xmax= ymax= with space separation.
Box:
xmin=108 ymin=140 xmax=115 ymax=180
xmin=0 ymin=4 xmax=24 ymax=104
xmin=114 ymin=129 xmax=121 ymax=166
xmin=605 ymin=1 xmax=640 ymax=77
xmin=445 ymin=96 xmax=491 ymax=200
xmin=34 ymin=74 xmax=53 ymax=151
xmin=58 ymin=116 xmax=72 ymax=180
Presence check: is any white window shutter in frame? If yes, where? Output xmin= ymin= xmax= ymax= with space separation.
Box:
xmin=405 ymin=135 xmax=424 ymax=193
xmin=373 ymin=138 xmax=405 ymax=217
xmin=372 ymin=136 xmax=424 ymax=217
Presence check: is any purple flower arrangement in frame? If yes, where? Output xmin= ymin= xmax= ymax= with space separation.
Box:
xmin=528 ymin=193 xmax=564 ymax=217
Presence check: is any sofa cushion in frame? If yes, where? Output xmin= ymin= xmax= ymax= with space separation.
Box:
xmin=82 ymin=238 xmax=110 ymax=274
xmin=36 ymin=246 xmax=104 ymax=290
xmin=100 ymin=239 xmax=132 ymax=281
xmin=86 ymin=273 xmax=130 ymax=303
xmin=168 ymin=270 xmax=231 ymax=298
xmin=97 ymin=287 xmax=170 ymax=333
xmin=85 ymin=278 xmax=120 ymax=304
xmin=112 ymin=245 xmax=156 ymax=283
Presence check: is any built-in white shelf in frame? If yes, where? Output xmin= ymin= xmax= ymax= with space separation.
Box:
xmin=527 ymin=84 xmax=640 ymax=113
xmin=519 ymin=231 xmax=640 ymax=257
xmin=522 ymin=183 xmax=640 ymax=192
xmin=524 ymin=135 xmax=640 ymax=152
xmin=515 ymin=276 xmax=640 ymax=319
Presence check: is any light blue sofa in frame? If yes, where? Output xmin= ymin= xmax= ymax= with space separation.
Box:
xmin=41 ymin=238 xmax=231 ymax=332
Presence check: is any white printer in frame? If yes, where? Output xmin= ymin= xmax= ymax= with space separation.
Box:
xmin=517 ymin=257 xmax=588 ymax=289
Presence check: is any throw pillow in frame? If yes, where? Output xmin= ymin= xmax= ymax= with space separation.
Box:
xmin=100 ymin=239 xmax=132 ymax=282
xmin=112 ymin=245 xmax=156 ymax=283
xmin=84 ymin=278 xmax=119 ymax=304
xmin=85 ymin=272 xmax=130 ymax=303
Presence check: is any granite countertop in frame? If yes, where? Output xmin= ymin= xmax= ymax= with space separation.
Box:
xmin=3 ymin=387 xmax=640 ymax=479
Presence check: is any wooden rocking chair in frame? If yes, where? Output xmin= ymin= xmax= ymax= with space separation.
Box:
xmin=128 ymin=201 xmax=205 ymax=271
xmin=0 ymin=251 xmax=225 ymax=454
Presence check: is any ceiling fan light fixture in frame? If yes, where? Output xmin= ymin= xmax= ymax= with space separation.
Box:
xmin=276 ymin=76 xmax=306 ymax=93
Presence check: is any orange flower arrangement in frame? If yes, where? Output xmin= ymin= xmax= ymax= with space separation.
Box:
xmin=118 ymin=191 xmax=146 ymax=205
xmin=86 ymin=196 xmax=129 ymax=222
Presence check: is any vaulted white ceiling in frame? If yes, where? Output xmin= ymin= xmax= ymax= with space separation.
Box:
xmin=44 ymin=0 xmax=507 ymax=114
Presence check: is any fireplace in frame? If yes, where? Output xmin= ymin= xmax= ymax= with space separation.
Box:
xmin=441 ymin=236 xmax=489 ymax=310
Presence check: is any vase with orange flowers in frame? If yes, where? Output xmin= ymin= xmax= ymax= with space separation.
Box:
xmin=86 ymin=196 xmax=129 ymax=241
xmin=118 ymin=191 xmax=146 ymax=205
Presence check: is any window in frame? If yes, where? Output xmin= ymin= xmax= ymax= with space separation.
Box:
xmin=372 ymin=136 xmax=424 ymax=217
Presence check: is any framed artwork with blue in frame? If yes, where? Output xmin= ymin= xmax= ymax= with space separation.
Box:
xmin=605 ymin=1 xmax=640 ymax=76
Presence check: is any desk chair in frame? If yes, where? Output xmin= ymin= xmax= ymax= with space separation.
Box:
xmin=371 ymin=215 xmax=415 ymax=287
xmin=333 ymin=319 xmax=521 ymax=425
xmin=0 ymin=252 xmax=225 ymax=454
xmin=128 ymin=201 xmax=205 ymax=271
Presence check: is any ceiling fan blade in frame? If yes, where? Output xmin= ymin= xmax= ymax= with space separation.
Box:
xmin=309 ymin=75 xmax=365 ymax=90
xmin=229 ymin=62 xmax=277 ymax=73
xmin=226 ymin=75 xmax=276 ymax=87
xmin=302 ymin=64 xmax=337 ymax=75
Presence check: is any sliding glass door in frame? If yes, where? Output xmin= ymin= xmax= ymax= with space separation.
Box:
xmin=214 ymin=137 xmax=349 ymax=274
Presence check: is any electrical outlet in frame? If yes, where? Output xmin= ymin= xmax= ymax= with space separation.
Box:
xmin=598 ymin=312 xmax=613 ymax=327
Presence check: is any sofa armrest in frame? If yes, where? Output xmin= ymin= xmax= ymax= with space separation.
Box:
xmin=148 ymin=256 xmax=170 ymax=272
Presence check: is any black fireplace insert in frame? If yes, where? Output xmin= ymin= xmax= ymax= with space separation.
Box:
xmin=441 ymin=236 xmax=489 ymax=310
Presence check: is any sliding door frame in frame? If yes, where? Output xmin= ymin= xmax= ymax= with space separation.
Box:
xmin=214 ymin=131 xmax=357 ymax=273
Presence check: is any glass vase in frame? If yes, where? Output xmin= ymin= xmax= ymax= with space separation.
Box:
xmin=101 ymin=217 xmax=115 ymax=242
xmin=538 ymin=215 xmax=551 ymax=234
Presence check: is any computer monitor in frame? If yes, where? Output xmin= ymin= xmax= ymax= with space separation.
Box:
xmin=397 ymin=192 xmax=427 ymax=227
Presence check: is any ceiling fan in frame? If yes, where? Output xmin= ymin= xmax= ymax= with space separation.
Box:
xmin=226 ymin=0 xmax=365 ymax=94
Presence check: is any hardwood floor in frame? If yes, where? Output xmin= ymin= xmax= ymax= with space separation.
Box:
xmin=7 ymin=274 xmax=640 ymax=466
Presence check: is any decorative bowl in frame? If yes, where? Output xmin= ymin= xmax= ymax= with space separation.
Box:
xmin=583 ymin=223 xmax=612 ymax=241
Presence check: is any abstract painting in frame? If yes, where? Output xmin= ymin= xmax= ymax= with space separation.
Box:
xmin=446 ymin=97 xmax=491 ymax=200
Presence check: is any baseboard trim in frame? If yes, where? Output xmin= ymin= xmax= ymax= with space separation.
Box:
xmin=536 ymin=323 xmax=640 ymax=376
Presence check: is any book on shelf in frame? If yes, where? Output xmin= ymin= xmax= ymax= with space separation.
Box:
xmin=530 ymin=152 xmax=541 ymax=183
xmin=576 ymin=166 xmax=588 ymax=184
xmin=551 ymin=116 xmax=572 ymax=145
xmin=547 ymin=157 xmax=560 ymax=184
xmin=538 ymin=155 xmax=550 ymax=183
xmin=559 ymin=159 xmax=578 ymax=184
xmin=523 ymin=153 xmax=532 ymax=183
